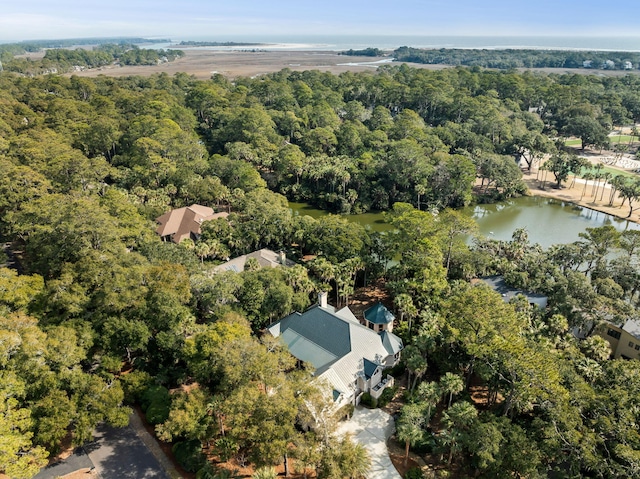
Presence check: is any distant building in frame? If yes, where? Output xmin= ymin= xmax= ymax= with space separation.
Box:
xmin=603 ymin=60 xmax=616 ymax=69
xmin=598 ymin=319 xmax=640 ymax=360
xmin=155 ymin=204 xmax=228 ymax=244
xmin=477 ymin=275 xmax=548 ymax=309
xmin=213 ymin=248 xmax=295 ymax=273
xmin=583 ymin=60 xmax=593 ymax=68
xmin=268 ymin=293 xmax=403 ymax=407
xmin=624 ymin=61 xmax=634 ymax=70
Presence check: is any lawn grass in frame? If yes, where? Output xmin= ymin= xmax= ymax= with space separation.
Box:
xmin=564 ymin=135 xmax=639 ymax=147
xmin=608 ymin=135 xmax=639 ymax=144
xmin=570 ymin=166 xmax=638 ymax=179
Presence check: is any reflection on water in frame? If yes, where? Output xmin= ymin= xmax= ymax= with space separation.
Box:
xmin=290 ymin=197 xmax=640 ymax=247
xmin=463 ymin=197 xmax=640 ymax=248
xmin=288 ymin=202 xmax=391 ymax=232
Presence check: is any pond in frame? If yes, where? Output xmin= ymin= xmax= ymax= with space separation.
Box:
xmin=462 ymin=196 xmax=640 ymax=248
xmin=288 ymin=202 xmax=392 ymax=232
xmin=289 ymin=196 xmax=640 ymax=248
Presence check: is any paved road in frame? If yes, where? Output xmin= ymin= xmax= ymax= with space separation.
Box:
xmin=84 ymin=422 xmax=171 ymax=479
xmin=32 ymin=448 xmax=93 ymax=479
xmin=336 ymin=406 xmax=402 ymax=479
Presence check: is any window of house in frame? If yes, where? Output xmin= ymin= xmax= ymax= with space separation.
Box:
xmin=630 ymin=341 xmax=635 ymax=348
xmin=635 ymin=344 xmax=640 ymax=351
xmin=368 ymin=322 xmax=374 ymax=330
xmin=607 ymin=329 xmax=622 ymax=340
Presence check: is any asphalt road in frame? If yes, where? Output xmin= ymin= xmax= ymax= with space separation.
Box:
xmin=84 ymin=423 xmax=171 ymax=479
xmin=34 ymin=421 xmax=171 ymax=479
xmin=32 ymin=448 xmax=93 ymax=479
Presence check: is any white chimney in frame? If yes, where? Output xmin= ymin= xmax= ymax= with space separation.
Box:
xmin=279 ymin=251 xmax=286 ymax=265
xmin=318 ymin=291 xmax=328 ymax=308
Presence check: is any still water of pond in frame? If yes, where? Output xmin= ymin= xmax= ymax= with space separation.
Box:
xmin=463 ymin=196 xmax=640 ymax=248
xmin=289 ymin=196 xmax=640 ymax=248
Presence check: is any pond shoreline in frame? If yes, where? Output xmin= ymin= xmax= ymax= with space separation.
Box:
xmin=523 ymin=168 xmax=640 ymax=226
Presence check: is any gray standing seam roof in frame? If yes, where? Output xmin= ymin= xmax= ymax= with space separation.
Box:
xmin=281 ymin=306 xmax=351 ymax=358
xmin=364 ymin=302 xmax=395 ymax=325
xmin=623 ymin=319 xmax=640 ymax=340
xmin=269 ymin=304 xmax=404 ymax=400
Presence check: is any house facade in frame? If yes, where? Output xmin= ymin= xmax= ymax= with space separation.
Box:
xmin=267 ymin=294 xmax=403 ymax=407
xmin=599 ymin=319 xmax=640 ymax=360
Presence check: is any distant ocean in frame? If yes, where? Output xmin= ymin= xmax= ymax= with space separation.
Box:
xmin=148 ymin=35 xmax=640 ymax=52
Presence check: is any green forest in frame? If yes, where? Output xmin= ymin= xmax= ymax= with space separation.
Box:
xmin=394 ymin=47 xmax=640 ymax=70
xmin=2 ymin=64 xmax=640 ymax=478
xmin=0 ymin=43 xmax=184 ymax=75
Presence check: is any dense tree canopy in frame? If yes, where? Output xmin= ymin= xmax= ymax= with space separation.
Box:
xmin=1 ymin=63 xmax=640 ymax=478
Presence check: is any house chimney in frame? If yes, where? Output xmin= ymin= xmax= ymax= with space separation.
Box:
xmin=318 ymin=291 xmax=328 ymax=308
xmin=279 ymin=251 xmax=286 ymax=265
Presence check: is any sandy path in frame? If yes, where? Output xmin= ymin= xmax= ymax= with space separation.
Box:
xmin=524 ymin=160 xmax=640 ymax=224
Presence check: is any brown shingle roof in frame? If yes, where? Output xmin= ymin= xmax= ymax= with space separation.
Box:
xmin=155 ymin=204 xmax=228 ymax=244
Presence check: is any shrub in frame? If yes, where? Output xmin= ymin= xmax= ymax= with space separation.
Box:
xmin=384 ymin=363 xmax=406 ymax=378
xmin=145 ymin=401 xmax=170 ymax=425
xmin=377 ymin=386 xmax=397 ymax=407
xmin=405 ymin=467 xmax=425 ymax=479
xmin=140 ymin=385 xmax=170 ymax=412
xmin=120 ymin=370 xmax=154 ymax=405
xmin=214 ymin=437 xmax=238 ymax=462
xmin=359 ymin=392 xmax=374 ymax=408
xmin=173 ymin=439 xmax=206 ymax=472
xmin=252 ymin=466 xmax=277 ymax=479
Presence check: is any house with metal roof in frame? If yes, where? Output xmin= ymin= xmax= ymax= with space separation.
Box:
xmin=213 ymin=249 xmax=295 ymax=273
xmin=268 ymin=293 xmax=403 ymax=407
xmin=478 ymin=275 xmax=548 ymax=309
xmin=155 ymin=204 xmax=228 ymax=244
xmin=362 ymin=302 xmax=395 ymax=333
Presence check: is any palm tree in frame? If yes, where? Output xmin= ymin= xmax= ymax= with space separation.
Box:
xmin=416 ymin=381 xmax=441 ymax=421
xmin=252 ymin=467 xmax=277 ymax=479
xmin=581 ymin=172 xmax=594 ymax=201
xmin=395 ymin=293 xmax=417 ymax=336
xmin=609 ymin=175 xmax=626 ymax=205
xmin=599 ymin=172 xmax=612 ymax=202
xmin=592 ymin=164 xmax=604 ymax=197
xmin=396 ymin=403 xmax=425 ymax=467
xmin=569 ymin=156 xmax=589 ymax=188
xmin=338 ymin=435 xmax=370 ymax=479
xmin=441 ymin=401 xmax=478 ymax=463
xmin=195 ymin=241 xmax=211 ymax=263
xmin=439 ymin=372 xmax=465 ymax=407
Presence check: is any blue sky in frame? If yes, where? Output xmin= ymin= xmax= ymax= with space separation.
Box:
xmin=1 ymin=0 xmax=639 ymax=42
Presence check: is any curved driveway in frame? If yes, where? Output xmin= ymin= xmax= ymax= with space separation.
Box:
xmin=336 ymin=406 xmax=402 ymax=479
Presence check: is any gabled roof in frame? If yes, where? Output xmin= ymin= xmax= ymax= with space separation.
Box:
xmin=363 ymin=358 xmax=379 ymax=379
xmin=623 ymin=319 xmax=640 ymax=340
xmin=213 ymin=248 xmax=295 ymax=273
xmin=364 ymin=302 xmax=395 ymax=325
xmin=478 ymin=275 xmax=548 ymax=309
xmin=268 ymin=304 xmax=403 ymax=398
xmin=380 ymin=331 xmax=403 ymax=356
xmin=155 ymin=204 xmax=228 ymax=244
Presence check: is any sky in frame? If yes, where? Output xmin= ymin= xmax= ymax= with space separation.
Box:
xmin=1 ymin=0 xmax=639 ymax=43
